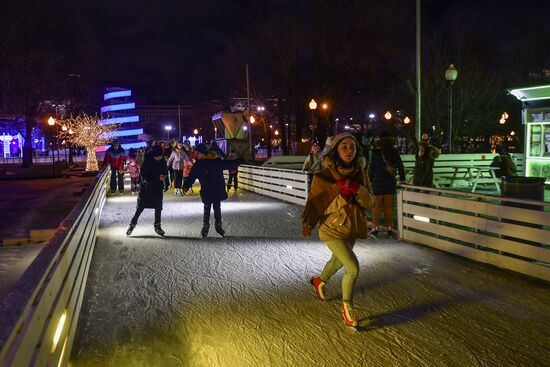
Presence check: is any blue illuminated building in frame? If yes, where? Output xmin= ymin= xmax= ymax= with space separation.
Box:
xmin=99 ymin=88 xmax=146 ymax=152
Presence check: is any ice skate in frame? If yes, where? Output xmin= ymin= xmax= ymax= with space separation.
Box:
xmin=369 ymin=228 xmax=379 ymax=239
xmin=215 ymin=221 xmax=225 ymax=236
xmin=309 ymin=275 xmax=326 ymax=301
xmin=387 ymin=228 xmax=399 ymax=239
xmin=154 ymin=224 xmax=165 ymax=236
xmin=201 ymin=223 xmax=210 ymax=238
xmin=126 ymin=223 xmax=136 ymax=236
xmin=341 ymin=301 xmax=358 ymax=327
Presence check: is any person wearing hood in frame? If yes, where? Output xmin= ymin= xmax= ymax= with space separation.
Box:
xmin=368 ymin=132 xmax=406 ymax=239
xmin=413 ymin=133 xmax=441 ymax=187
xmin=167 ymin=141 xmax=190 ymax=195
xmin=182 ymin=143 xmax=243 ymax=238
xmin=126 ymin=145 xmax=168 ymax=237
xmin=301 ymin=133 xmax=375 ymax=328
xmin=103 ymin=140 xmax=126 ymax=194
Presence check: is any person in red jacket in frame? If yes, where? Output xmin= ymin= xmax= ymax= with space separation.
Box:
xmin=104 ymin=140 xmax=126 ymax=193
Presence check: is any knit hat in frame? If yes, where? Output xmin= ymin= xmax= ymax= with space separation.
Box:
xmin=330 ymin=132 xmax=358 ymax=149
xmin=421 ymin=133 xmax=429 ymax=140
xmin=195 ymin=143 xmax=209 ymax=155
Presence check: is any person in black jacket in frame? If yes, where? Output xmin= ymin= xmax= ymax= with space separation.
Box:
xmin=126 ymin=145 xmax=168 ymax=236
xmin=368 ymin=133 xmax=406 ymax=239
xmin=182 ymin=143 xmax=243 ymax=238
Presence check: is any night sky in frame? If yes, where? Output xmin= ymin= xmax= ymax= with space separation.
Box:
xmin=77 ymin=0 xmax=550 ymax=104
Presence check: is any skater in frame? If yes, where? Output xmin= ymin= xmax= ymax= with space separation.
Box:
xmin=182 ymin=143 xmax=243 ymax=238
xmin=160 ymin=141 xmax=171 ymax=191
xmin=167 ymin=141 xmax=190 ymax=195
xmin=226 ymin=149 xmax=239 ymax=191
xmin=368 ymin=132 xmax=406 ymax=239
xmin=302 ymin=143 xmax=322 ymax=191
xmin=103 ymin=140 xmax=126 ymax=193
xmin=301 ymin=133 xmax=375 ymax=328
xmin=182 ymin=141 xmax=194 ymax=194
xmin=126 ymin=145 xmax=168 ymax=236
xmin=124 ymin=157 xmax=141 ymax=194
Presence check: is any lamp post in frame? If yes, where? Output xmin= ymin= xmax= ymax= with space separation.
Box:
xmin=445 ymin=64 xmax=458 ymax=153
xmin=249 ymin=115 xmax=255 ymax=161
xmin=165 ymin=125 xmax=172 ymax=141
xmin=48 ymin=117 xmax=56 ymax=174
xmin=309 ymin=99 xmax=317 ymax=142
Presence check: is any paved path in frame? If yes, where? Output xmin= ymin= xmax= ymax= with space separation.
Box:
xmin=72 ymin=187 xmax=550 ymax=367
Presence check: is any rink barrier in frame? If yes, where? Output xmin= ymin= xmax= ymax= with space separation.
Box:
xmin=0 ymin=168 xmax=109 ymax=367
xmin=397 ymin=185 xmax=550 ymax=281
xmin=224 ymin=165 xmax=308 ymax=205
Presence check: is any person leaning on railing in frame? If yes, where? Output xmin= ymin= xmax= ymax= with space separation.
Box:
xmin=413 ymin=133 xmax=440 ymax=187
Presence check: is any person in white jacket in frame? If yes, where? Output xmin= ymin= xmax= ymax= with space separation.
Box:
xmin=167 ymin=141 xmax=190 ymax=195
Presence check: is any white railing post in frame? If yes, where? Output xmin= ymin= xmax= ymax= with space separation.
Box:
xmin=397 ymin=188 xmax=404 ymax=239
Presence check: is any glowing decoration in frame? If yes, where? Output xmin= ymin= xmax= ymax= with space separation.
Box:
xmin=99 ymin=116 xmax=139 ymax=125
xmin=48 ymin=117 xmax=55 ymax=126
xmin=104 ymin=90 xmax=131 ymax=100
xmin=181 ymin=135 xmax=203 ymax=146
xmin=0 ymin=134 xmax=13 ymax=158
xmin=508 ymin=84 xmax=550 ymax=102
xmin=404 ymin=117 xmax=411 ymax=124
xmin=100 ymin=102 xmax=135 ymax=113
xmin=510 ymin=131 xmax=516 ymax=136
xmin=59 ymin=113 xmax=118 ymax=171
xmin=499 ymin=117 xmax=506 ymax=124
xmin=368 ymin=113 xmax=375 ymax=119
xmin=322 ymin=103 xmax=328 ymax=110
xmin=250 ymin=116 xmax=255 ymax=124
xmin=384 ymin=111 xmax=392 ymax=120
xmin=100 ymin=128 xmax=143 ymax=138
xmin=274 ymin=129 xmax=279 ymax=136
xmin=243 ymin=126 xmax=248 ymax=131
xmin=309 ymin=99 xmax=317 ymax=110
xmin=62 ymin=125 xmax=68 ymax=131
xmin=503 ymin=112 xmax=509 ymax=119
xmin=193 ymin=129 xmax=199 ymax=135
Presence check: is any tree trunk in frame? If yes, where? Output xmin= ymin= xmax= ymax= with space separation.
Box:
xmin=86 ymin=146 xmax=99 ymax=171
xmin=21 ymin=119 xmax=35 ymax=168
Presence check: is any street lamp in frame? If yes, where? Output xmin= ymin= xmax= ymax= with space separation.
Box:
xmin=404 ymin=116 xmax=411 ymax=124
xmin=165 ymin=125 xmax=172 ymax=140
xmin=193 ymin=128 xmax=199 ymax=135
xmin=48 ymin=117 xmax=57 ymax=174
xmin=309 ymin=99 xmax=317 ymax=141
xmin=384 ymin=111 xmax=392 ymax=120
xmin=445 ymin=64 xmax=458 ymax=153
xmin=248 ymin=115 xmax=255 ymax=161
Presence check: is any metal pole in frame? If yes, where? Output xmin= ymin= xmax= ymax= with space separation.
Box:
xmin=449 ymin=82 xmax=453 ymax=153
xmin=178 ymin=104 xmax=181 ymax=141
xmin=246 ymin=64 xmax=252 ymax=161
xmin=415 ymin=0 xmax=422 ymax=141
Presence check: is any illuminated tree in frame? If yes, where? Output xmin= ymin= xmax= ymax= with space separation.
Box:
xmin=59 ymin=113 xmax=118 ymax=171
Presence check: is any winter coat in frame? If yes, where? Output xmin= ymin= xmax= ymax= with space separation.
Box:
xmin=227 ymin=153 xmax=239 ymax=174
xmin=302 ymin=155 xmax=374 ymax=241
xmin=183 ymin=157 xmax=243 ymax=204
xmin=137 ymin=156 xmax=168 ymax=209
xmin=104 ymin=146 xmax=126 ymax=171
xmin=490 ymin=153 xmax=516 ymax=178
xmin=124 ymin=160 xmax=140 ymax=179
xmin=302 ymin=152 xmax=322 ymax=173
xmin=167 ymin=148 xmax=190 ymax=171
xmin=368 ymin=137 xmax=405 ymax=195
xmin=413 ymin=143 xmax=440 ymax=187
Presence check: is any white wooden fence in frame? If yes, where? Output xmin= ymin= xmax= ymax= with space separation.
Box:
xmin=0 ymin=169 xmax=109 ymax=367
xmin=225 ymin=164 xmax=308 ymax=205
xmin=397 ymin=185 xmax=550 ymax=281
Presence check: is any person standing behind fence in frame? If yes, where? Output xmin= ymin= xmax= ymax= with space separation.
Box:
xmin=182 ymin=141 xmax=195 ymax=194
xmin=126 ymin=145 xmax=168 ymax=237
xmin=413 ymin=133 xmax=440 ymax=187
xmin=167 ymin=141 xmax=189 ymax=196
xmin=226 ymin=149 xmax=239 ymax=191
xmin=302 ymin=143 xmax=322 ymax=190
xmin=301 ymin=133 xmax=375 ymax=328
xmin=103 ymin=140 xmax=126 ymax=194
xmin=368 ymin=132 xmax=406 ymax=239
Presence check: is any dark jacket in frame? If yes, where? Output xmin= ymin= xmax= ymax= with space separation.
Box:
xmin=368 ymin=137 xmax=405 ymax=195
xmin=413 ymin=142 xmax=440 ymax=187
xmin=137 ymin=156 xmax=168 ymax=209
xmin=490 ymin=153 xmax=516 ymax=178
xmin=183 ymin=157 xmax=243 ymax=203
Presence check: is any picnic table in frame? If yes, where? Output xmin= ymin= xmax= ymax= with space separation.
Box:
xmin=446 ymin=165 xmax=501 ymax=193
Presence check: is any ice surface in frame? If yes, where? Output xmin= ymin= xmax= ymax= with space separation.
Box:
xmin=71 ymin=187 xmax=550 ymax=367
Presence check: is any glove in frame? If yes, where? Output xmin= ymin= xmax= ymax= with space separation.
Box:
xmin=302 ymin=223 xmax=313 ymax=237
xmin=337 ymin=179 xmax=360 ymax=198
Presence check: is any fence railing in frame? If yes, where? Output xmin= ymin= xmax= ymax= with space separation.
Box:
xmin=0 ymin=169 xmax=109 ymax=367
xmin=397 ymin=185 xmax=549 ymax=281
xmin=225 ymin=164 xmax=308 ymax=205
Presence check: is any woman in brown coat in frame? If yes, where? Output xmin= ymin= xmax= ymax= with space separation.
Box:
xmin=301 ymin=133 xmax=375 ymax=327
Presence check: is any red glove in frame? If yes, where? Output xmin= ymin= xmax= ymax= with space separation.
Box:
xmin=337 ymin=179 xmax=360 ymax=195
xmin=340 ymin=189 xmax=352 ymax=200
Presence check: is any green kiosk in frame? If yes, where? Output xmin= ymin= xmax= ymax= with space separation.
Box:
xmin=509 ymin=85 xmax=550 ymax=185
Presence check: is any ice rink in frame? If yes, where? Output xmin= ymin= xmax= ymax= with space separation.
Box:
xmin=71 ymin=187 xmax=550 ymax=366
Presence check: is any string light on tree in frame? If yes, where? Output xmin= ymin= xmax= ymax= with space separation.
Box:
xmin=59 ymin=113 xmax=119 ymax=171
xmin=404 ymin=116 xmax=411 ymax=124
xmin=384 ymin=111 xmax=392 ymax=120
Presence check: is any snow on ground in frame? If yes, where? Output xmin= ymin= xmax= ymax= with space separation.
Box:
xmin=71 ymin=186 xmax=550 ymax=367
